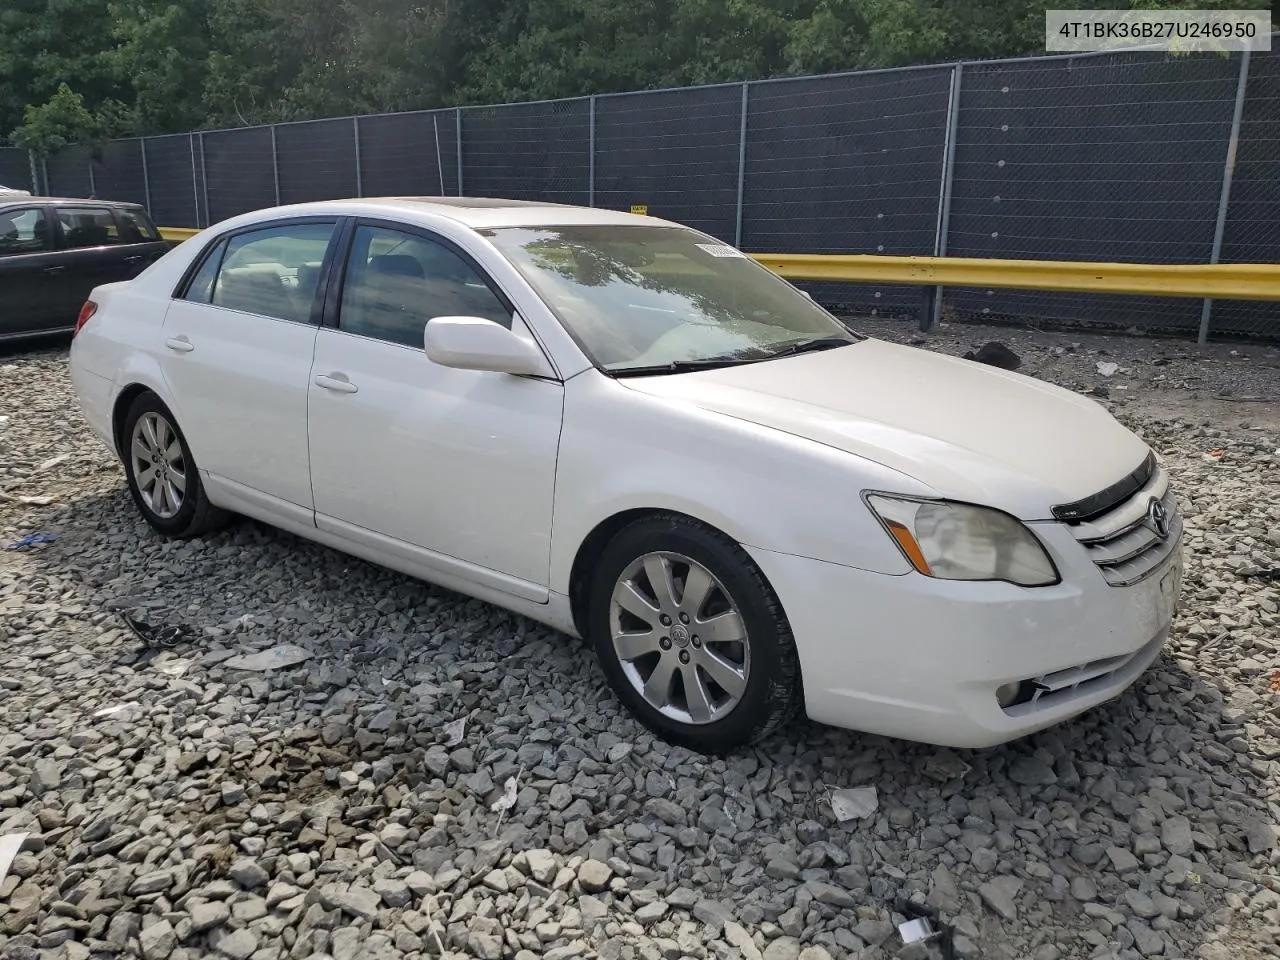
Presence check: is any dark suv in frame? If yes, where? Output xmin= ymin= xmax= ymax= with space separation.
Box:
xmin=0 ymin=198 xmax=171 ymax=341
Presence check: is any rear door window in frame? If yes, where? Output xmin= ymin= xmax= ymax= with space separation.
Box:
xmin=55 ymin=207 xmax=124 ymax=249
xmin=207 ymin=222 xmax=336 ymax=324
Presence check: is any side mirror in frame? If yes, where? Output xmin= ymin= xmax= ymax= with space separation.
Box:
xmin=423 ymin=316 xmax=554 ymax=377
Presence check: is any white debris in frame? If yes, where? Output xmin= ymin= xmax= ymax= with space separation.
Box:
xmin=36 ymin=453 xmax=71 ymax=472
xmin=490 ymin=775 xmax=519 ymax=814
xmin=1096 ymin=361 xmax=1120 ymax=376
xmin=222 ymin=644 xmax=313 ymax=672
xmin=0 ymin=833 xmax=29 ymax=888
xmin=94 ymin=702 xmax=144 ymax=721
xmin=830 ymin=786 xmax=879 ymax=822
xmin=442 ymin=717 xmax=466 ymax=746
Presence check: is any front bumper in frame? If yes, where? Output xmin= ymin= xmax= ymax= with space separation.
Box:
xmin=747 ymin=521 xmax=1182 ymax=749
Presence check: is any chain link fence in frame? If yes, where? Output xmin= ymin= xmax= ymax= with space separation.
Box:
xmin=20 ymin=44 xmax=1280 ymax=341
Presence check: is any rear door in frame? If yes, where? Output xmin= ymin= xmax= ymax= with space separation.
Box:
xmin=49 ymin=205 xmax=163 ymax=322
xmin=0 ymin=205 xmax=63 ymax=339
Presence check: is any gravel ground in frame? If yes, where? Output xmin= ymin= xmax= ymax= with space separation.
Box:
xmin=1 ymin=322 xmax=1278 ymax=960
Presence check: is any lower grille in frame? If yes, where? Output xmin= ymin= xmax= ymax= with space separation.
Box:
xmin=1000 ymin=630 xmax=1167 ymax=716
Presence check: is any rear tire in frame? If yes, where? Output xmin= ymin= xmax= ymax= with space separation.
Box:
xmin=121 ymin=392 xmax=230 ymax=538
xmin=587 ymin=513 xmax=802 ymax=754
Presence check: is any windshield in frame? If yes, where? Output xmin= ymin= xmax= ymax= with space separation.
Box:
xmin=481 ymin=224 xmax=858 ymax=372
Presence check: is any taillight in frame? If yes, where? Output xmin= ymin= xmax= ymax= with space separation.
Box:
xmin=74 ymin=300 xmax=98 ymax=337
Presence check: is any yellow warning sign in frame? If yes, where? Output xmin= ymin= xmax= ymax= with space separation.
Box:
xmin=630 ymin=204 xmax=648 ymax=216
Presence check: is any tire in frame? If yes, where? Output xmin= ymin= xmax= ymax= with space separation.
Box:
xmin=587 ymin=513 xmax=802 ymax=753
xmin=121 ymin=392 xmax=230 ymax=539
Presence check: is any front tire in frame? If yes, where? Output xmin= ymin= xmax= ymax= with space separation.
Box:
xmin=587 ymin=513 xmax=802 ymax=753
xmin=121 ymin=392 xmax=229 ymax=538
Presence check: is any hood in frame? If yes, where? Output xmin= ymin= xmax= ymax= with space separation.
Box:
xmin=618 ymin=338 xmax=1149 ymax=520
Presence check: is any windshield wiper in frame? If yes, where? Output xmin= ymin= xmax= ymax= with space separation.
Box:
xmin=609 ymin=356 xmax=759 ymax=377
xmin=765 ymin=336 xmax=856 ymax=359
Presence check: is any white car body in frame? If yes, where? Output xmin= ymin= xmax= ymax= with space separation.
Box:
xmin=0 ymin=186 xmax=32 ymax=197
xmin=68 ymin=198 xmax=1183 ymax=749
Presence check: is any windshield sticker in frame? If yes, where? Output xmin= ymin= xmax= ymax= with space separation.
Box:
xmin=695 ymin=243 xmax=746 ymax=259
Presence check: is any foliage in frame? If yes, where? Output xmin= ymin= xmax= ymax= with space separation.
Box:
xmin=1 ymin=0 xmax=1272 ymax=146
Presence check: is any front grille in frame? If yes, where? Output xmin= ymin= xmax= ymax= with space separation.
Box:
xmin=1059 ymin=461 xmax=1182 ymax=587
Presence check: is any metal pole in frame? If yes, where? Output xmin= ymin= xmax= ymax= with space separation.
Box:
xmin=456 ymin=108 xmax=464 ymax=196
xmin=734 ymin=83 xmax=750 ymax=248
xmin=353 ymin=117 xmax=363 ymax=198
xmin=433 ymin=116 xmax=445 ymax=195
xmin=198 ymin=132 xmax=210 ymax=228
xmin=270 ymin=126 xmax=281 ymax=207
xmin=27 ymin=149 xmax=39 ymax=195
xmin=188 ymin=134 xmax=200 ymax=228
xmin=140 ymin=138 xmax=152 ymax=212
xmin=929 ymin=63 xmax=963 ymax=331
xmin=41 ymin=157 xmax=49 ymax=197
xmin=1199 ymin=49 xmax=1251 ymax=346
xmin=586 ymin=96 xmax=596 ymax=207
xmin=87 ymin=158 xmax=97 ymax=198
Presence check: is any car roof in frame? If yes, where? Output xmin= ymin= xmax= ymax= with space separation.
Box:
xmin=225 ymin=197 xmax=680 ymax=231
xmin=0 ymin=197 xmax=145 ymax=211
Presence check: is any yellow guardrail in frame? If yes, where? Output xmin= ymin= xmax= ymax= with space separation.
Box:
xmin=752 ymin=254 xmax=1280 ymax=302
xmin=158 ymin=226 xmax=1278 ymax=301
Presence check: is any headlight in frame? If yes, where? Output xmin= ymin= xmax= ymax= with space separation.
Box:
xmin=865 ymin=494 xmax=1059 ymax=586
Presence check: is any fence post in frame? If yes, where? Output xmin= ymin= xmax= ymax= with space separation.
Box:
xmin=270 ymin=126 xmax=281 ymax=206
xmin=27 ymin=149 xmax=39 ymax=195
xmin=140 ymin=138 xmax=152 ymax=212
xmin=1199 ymin=49 xmax=1251 ymax=346
xmin=198 ymin=132 xmax=210 ymax=228
xmin=456 ymin=108 xmax=464 ymax=197
xmin=588 ymin=95 xmax=597 ymax=207
xmin=735 ymin=83 xmax=749 ymax=249
xmin=928 ymin=63 xmax=963 ymax=332
xmin=353 ymin=117 xmax=363 ymax=198
xmin=188 ymin=134 xmax=200 ymax=228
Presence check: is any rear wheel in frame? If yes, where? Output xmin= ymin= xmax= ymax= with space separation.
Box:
xmin=121 ymin=392 xmax=229 ymax=538
xmin=587 ymin=513 xmax=801 ymax=753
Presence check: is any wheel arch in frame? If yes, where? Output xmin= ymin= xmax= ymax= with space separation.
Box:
xmin=111 ymin=382 xmax=158 ymax=460
xmin=567 ymin=507 xmax=747 ymax=639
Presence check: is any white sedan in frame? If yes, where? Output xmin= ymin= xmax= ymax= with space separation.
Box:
xmin=68 ymin=198 xmax=1183 ymax=752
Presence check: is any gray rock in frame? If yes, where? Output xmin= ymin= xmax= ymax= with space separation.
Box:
xmin=1071 ymin=877 xmax=1098 ymax=902
xmin=635 ymin=900 xmax=669 ymax=925
xmin=693 ymin=899 xmax=734 ymax=932
xmin=228 ymin=859 xmax=268 ymax=889
xmin=805 ymin=881 xmax=856 ymax=908
xmin=1106 ymin=846 xmax=1141 ymax=873
xmin=525 ymin=848 xmax=557 ymax=884
xmin=30 ymin=760 xmax=61 ymax=796
xmin=374 ymin=877 xmax=412 ymax=908
xmin=213 ymin=928 xmax=258 ymax=960
xmin=189 ymin=900 xmax=231 ymax=932
xmin=139 ymin=919 xmax=176 ymax=960
xmin=577 ymin=859 xmax=612 ymax=893
xmin=980 ymin=876 xmax=1024 ymax=921
xmin=1008 ymin=756 xmax=1057 ymax=787
xmin=1161 ymin=816 xmax=1195 ymax=857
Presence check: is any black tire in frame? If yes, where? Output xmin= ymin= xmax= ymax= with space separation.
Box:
xmin=587 ymin=513 xmax=802 ymax=754
xmin=121 ymin=392 xmax=230 ymax=539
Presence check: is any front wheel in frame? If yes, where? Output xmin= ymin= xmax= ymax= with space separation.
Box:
xmin=121 ymin=392 xmax=229 ymax=539
xmin=587 ymin=514 xmax=802 ymax=753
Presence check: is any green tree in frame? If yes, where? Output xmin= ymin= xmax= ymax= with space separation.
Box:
xmin=10 ymin=83 xmax=98 ymax=155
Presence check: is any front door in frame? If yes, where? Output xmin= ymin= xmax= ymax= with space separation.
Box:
xmin=307 ymin=221 xmax=564 ymax=599
xmin=0 ymin=205 xmax=61 ymax=338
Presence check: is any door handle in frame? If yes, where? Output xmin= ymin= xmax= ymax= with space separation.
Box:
xmin=164 ymin=337 xmax=195 ymax=353
xmin=315 ymin=374 xmax=358 ymax=394
xmin=123 ymin=255 xmax=143 ymax=263
xmin=42 ymin=265 xmax=65 ymax=275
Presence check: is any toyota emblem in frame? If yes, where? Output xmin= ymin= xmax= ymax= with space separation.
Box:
xmin=1146 ymin=498 xmax=1171 ymax=539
